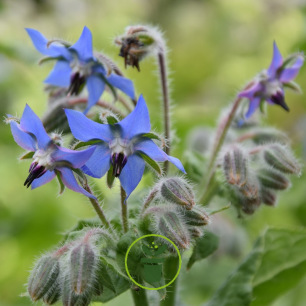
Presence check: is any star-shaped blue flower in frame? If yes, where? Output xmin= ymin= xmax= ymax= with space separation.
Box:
xmin=65 ymin=95 xmax=186 ymax=198
xmin=9 ymin=105 xmax=96 ymax=198
xmin=26 ymin=26 xmax=136 ymax=113
xmin=239 ymin=41 xmax=304 ymax=119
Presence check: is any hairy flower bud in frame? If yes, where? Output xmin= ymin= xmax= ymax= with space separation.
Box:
xmin=257 ymin=168 xmax=290 ymax=190
xmin=189 ymin=226 xmax=204 ymax=238
xmin=261 ymin=187 xmax=277 ymax=206
xmin=263 ymin=144 xmax=300 ymax=175
xmin=28 ymin=254 xmax=60 ymax=302
xmin=69 ymin=240 xmax=98 ymax=295
xmin=42 ymin=281 xmax=61 ymax=305
xmin=223 ymin=145 xmax=248 ymax=187
xmin=241 ymin=196 xmax=261 ymax=215
xmin=160 ymin=177 xmax=195 ymax=210
xmin=183 ymin=206 xmax=210 ymax=226
xmin=156 ymin=209 xmax=190 ymax=249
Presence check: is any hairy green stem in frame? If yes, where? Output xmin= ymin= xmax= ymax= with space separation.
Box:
xmin=158 ymin=52 xmax=171 ymax=175
xmin=131 ymin=287 xmax=149 ymax=306
xmin=120 ymin=186 xmax=129 ymax=233
xmin=160 ymin=255 xmax=180 ymax=306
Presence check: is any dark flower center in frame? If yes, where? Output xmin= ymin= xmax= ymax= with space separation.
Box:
xmin=270 ymin=91 xmax=290 ymax=112
xmin=24 ymin=162 xmax=47 ymax=188
xmin=68 ymin=72 xmax=86 ymax=96
xmin=119 ymin=38 xmax=143 ymax=71
xmin=111 ymin=153 xmax=128 ymax=177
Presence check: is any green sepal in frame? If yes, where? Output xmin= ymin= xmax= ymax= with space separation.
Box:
xmin=259 ymin=99 xmax=265 ymax=114
xmin=107 ymin=166 xmax=115 ymax=189
xmin=142 ymin=132 xmax=162 ymax=141
xmin=55 ymin=170 xmax=65 ymax=195
xmin=73 ymin=139 xmax=101 ymax=150
xmin=38 ymin=56 xmax=58 ymax=65
xmin=106 ymin=115 xmax=119 ymax=125
xmin=20 ymin=151 xmax=34 ymax=160
xmin=138 ymin=152 xmax=162 ymax=175
xmin=283 ymin=81 xmax=302 ymax=93
xmin=138 ymin=34 xmax=155 ymax=46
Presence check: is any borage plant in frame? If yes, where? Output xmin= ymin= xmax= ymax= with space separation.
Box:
xmin=6 ymin=25 xmax=305 ymax=306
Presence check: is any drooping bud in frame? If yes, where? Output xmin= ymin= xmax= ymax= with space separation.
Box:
xmin=223 ymin=145 xmax=248 ymax=187
xmin=261 ymin=187 xmax=277 ymax=206
xmin=241 ymin=196 xmax=261 ymax=215
xmin=188 ymin=226 xmax=204 ymax=239
xmin=69 ymin=240 xmax=98 ymax=295
xmin=156 ymin=209 xmax=190 ymax=250
xmin=28 ymin=254 xmax=60 ymax=302
xmin=263 ymin=144 xmax=301 ymax=175
xmin=160 ymin=177 xmax=195 ymax=210
xmin=183 ymin=206 xmax=210 ymax=226
xmin=238 ymin=172 xmax=260 ymax=200
xmin=257 ymin=168 xmax=290 ymax=190
xmin=42 ymin=281 xmax=61 ymax=305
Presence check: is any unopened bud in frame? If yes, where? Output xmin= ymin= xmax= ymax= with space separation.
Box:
xmin=261 ymin=187 xmax=277 ymax=206
xmin=157 ymin=210 xmax=190 ymax=249
xmin=42 ymin=281 xmax=61 ymax=305
xmin=257 ymin=168 xmax=290 ymax=190
xmin=241 ymin=197 xmax=261 ymax=215
xmin=263 ymin=144 xmax=300 ymax=175
xmin=223 ymin=146 xmax=248 ymax=187
xmin=70 ymin=241 xmax=97 ymax=295
xmin=160 ymin=177 xmax=195 ymax=210
xmin=28 ymin=254 xmax=60 ymax=302
xmin=183 ymin=206 xmax=210 ymax=226
xmin=189 ymin=227 xmax=204 ymax=238
xmin=239 ymin=174 xmax=260 ymax=200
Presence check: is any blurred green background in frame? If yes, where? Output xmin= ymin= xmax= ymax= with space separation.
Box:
xmin=1 ymin=0 xmax=306 ymax=305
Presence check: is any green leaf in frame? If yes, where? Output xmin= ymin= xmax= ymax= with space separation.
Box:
xmin=73 ymin=139 xmax=101 ymax=150
xmin=207 ymin=236 xmax=264 ymax=306
xmin=107 ymin=166 xmax=115 ymax=189
xmin=251 ymin=228 xmax=306 ymax=306
xmin=138 ymin=152 xmax=162 ymax=175
xmin=187 ymin=231 xmax=219 ymax=270
xmin=19 ymin=151 xmax=34 ymax=160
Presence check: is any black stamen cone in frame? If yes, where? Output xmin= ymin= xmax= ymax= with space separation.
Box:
xmin=68 ymin=72 xmax=85 ymax=96
xmin=112 ymin=153 xmax=128 ymax=177
xmin=271 ymin=91 xmax=290 ymax=112
xmin=24 ymin=164 xmax=46 ymax=188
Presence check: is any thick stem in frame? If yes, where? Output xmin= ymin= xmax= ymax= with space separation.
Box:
xmin=158 ymin=52 xmax=171 ymax=175
xmin=199 ymin=96 xmax=243 ymax=204
xmin=120 ymin=186 xmax=129 ymax=233
xmin=160 ymin=255 xmax=180 ymax=306
xmin=131 ymin=287 xmax=149 ymax=306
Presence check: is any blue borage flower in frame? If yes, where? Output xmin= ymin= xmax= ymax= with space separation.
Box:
xmin=65 ymin=95 xmax=186 ymax=199
xmin=26 ymin=26 xmax=136 ymax=114
xmin=239 ymin=41 xmax=304 ymax=119
xmin=9 ymin=105 xmax=96 ymax=198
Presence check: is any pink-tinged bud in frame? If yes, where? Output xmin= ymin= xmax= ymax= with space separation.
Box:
xmin=183 ymin=206 xmax=210 ymax=226
xmin=157 ymin=210 xmax=190 ymax=250
xmin=257 ymin=168 xmax=290 ymax=190
xmin=261 ymin=187 xmax=277 ymax=206
xmin=28 ymin=254 xmax=60 ymax=302
xmin=189 ymin=226 xmax=204 ymax=238
xmin=263 ymin=144 xmax=301 ymax=175
xmin=241 ymin=197 xmax=261 ymax=215
xmin=69 ymin=241 xmax=98 ymax=295
xmin=239 ymin=174 xmax=260 ymax=200
xmin=42 ymin=281 xmax=61 ymax=305
xmin=160 ymin=177 xmax=195 ymax=210
xmin=223 ymin=146 xmax=248 ymax=187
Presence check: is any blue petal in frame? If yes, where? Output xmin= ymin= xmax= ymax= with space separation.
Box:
xmin=135 ymin=138 xmax=186 ymax=173
xmin=82 ymin=143 xmax=111 ymax=178
xmin=280 ymin=55 xmax=304 ymax=83
xmin=70 ymin=26 xmax=93 ymax=62
xmin=10 ymin=121 xmax=36 ymax=151
xmin=52 ymin=146 xmax=96 ymax=168
xmin=65 ymin=109 xmax=114 ymax=142
xmin=31 ymin=170 xmax=56 ymax=189
xmin=20 ymin=105 xmax=51 ymax=149
xmin=118 ymin=95 xmax=151 ymax=139
xmin=245 ymin=97 xmax=261 ymax=119
xmin=267 ymin=41 xmax=283 ymax=77
xmin=26 ymin=28 xmax=71 ymax=59
xmin=107 ymin=74 xmax=136 ymax=99
xmin=58 ymin=167 xmax=96 ymax=199
xmin=119 ymin=154 xmax=145 ymax=199
xmin=238 ymin=81 xmax=262 ymax=99
xmin=44 ymin=60 xmax=71 ymax=87
xmin=85 ymin=75 xmax=105 ymax=114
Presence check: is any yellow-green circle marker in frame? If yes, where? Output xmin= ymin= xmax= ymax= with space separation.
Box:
xmin=125 ymin=234 xmax=182 ymax=290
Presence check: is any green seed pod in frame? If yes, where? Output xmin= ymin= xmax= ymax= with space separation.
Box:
xmin=42 ymin=281 xmax=61 ymax=305
xmin=223 ymin=146 xmax=248 ymax=187
xmin=70 ymin=242 xmax=97 ymax=295
xmin=261 ymin=187 xmax=277 ymax=206
xmin=28 ymin=254 xmax=60 ymax=302
xmin=257 ymin=168 xmax=290 ymax=190
xmin=183 ymin=206 xmax=210 ymax=226
xmin=263 ymin=144 xmax=300 ymax=175
xmin=157 ymin=210 xmax=190 ymax=249
xmin=160 ymin=177 xmax=195 ymax=210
